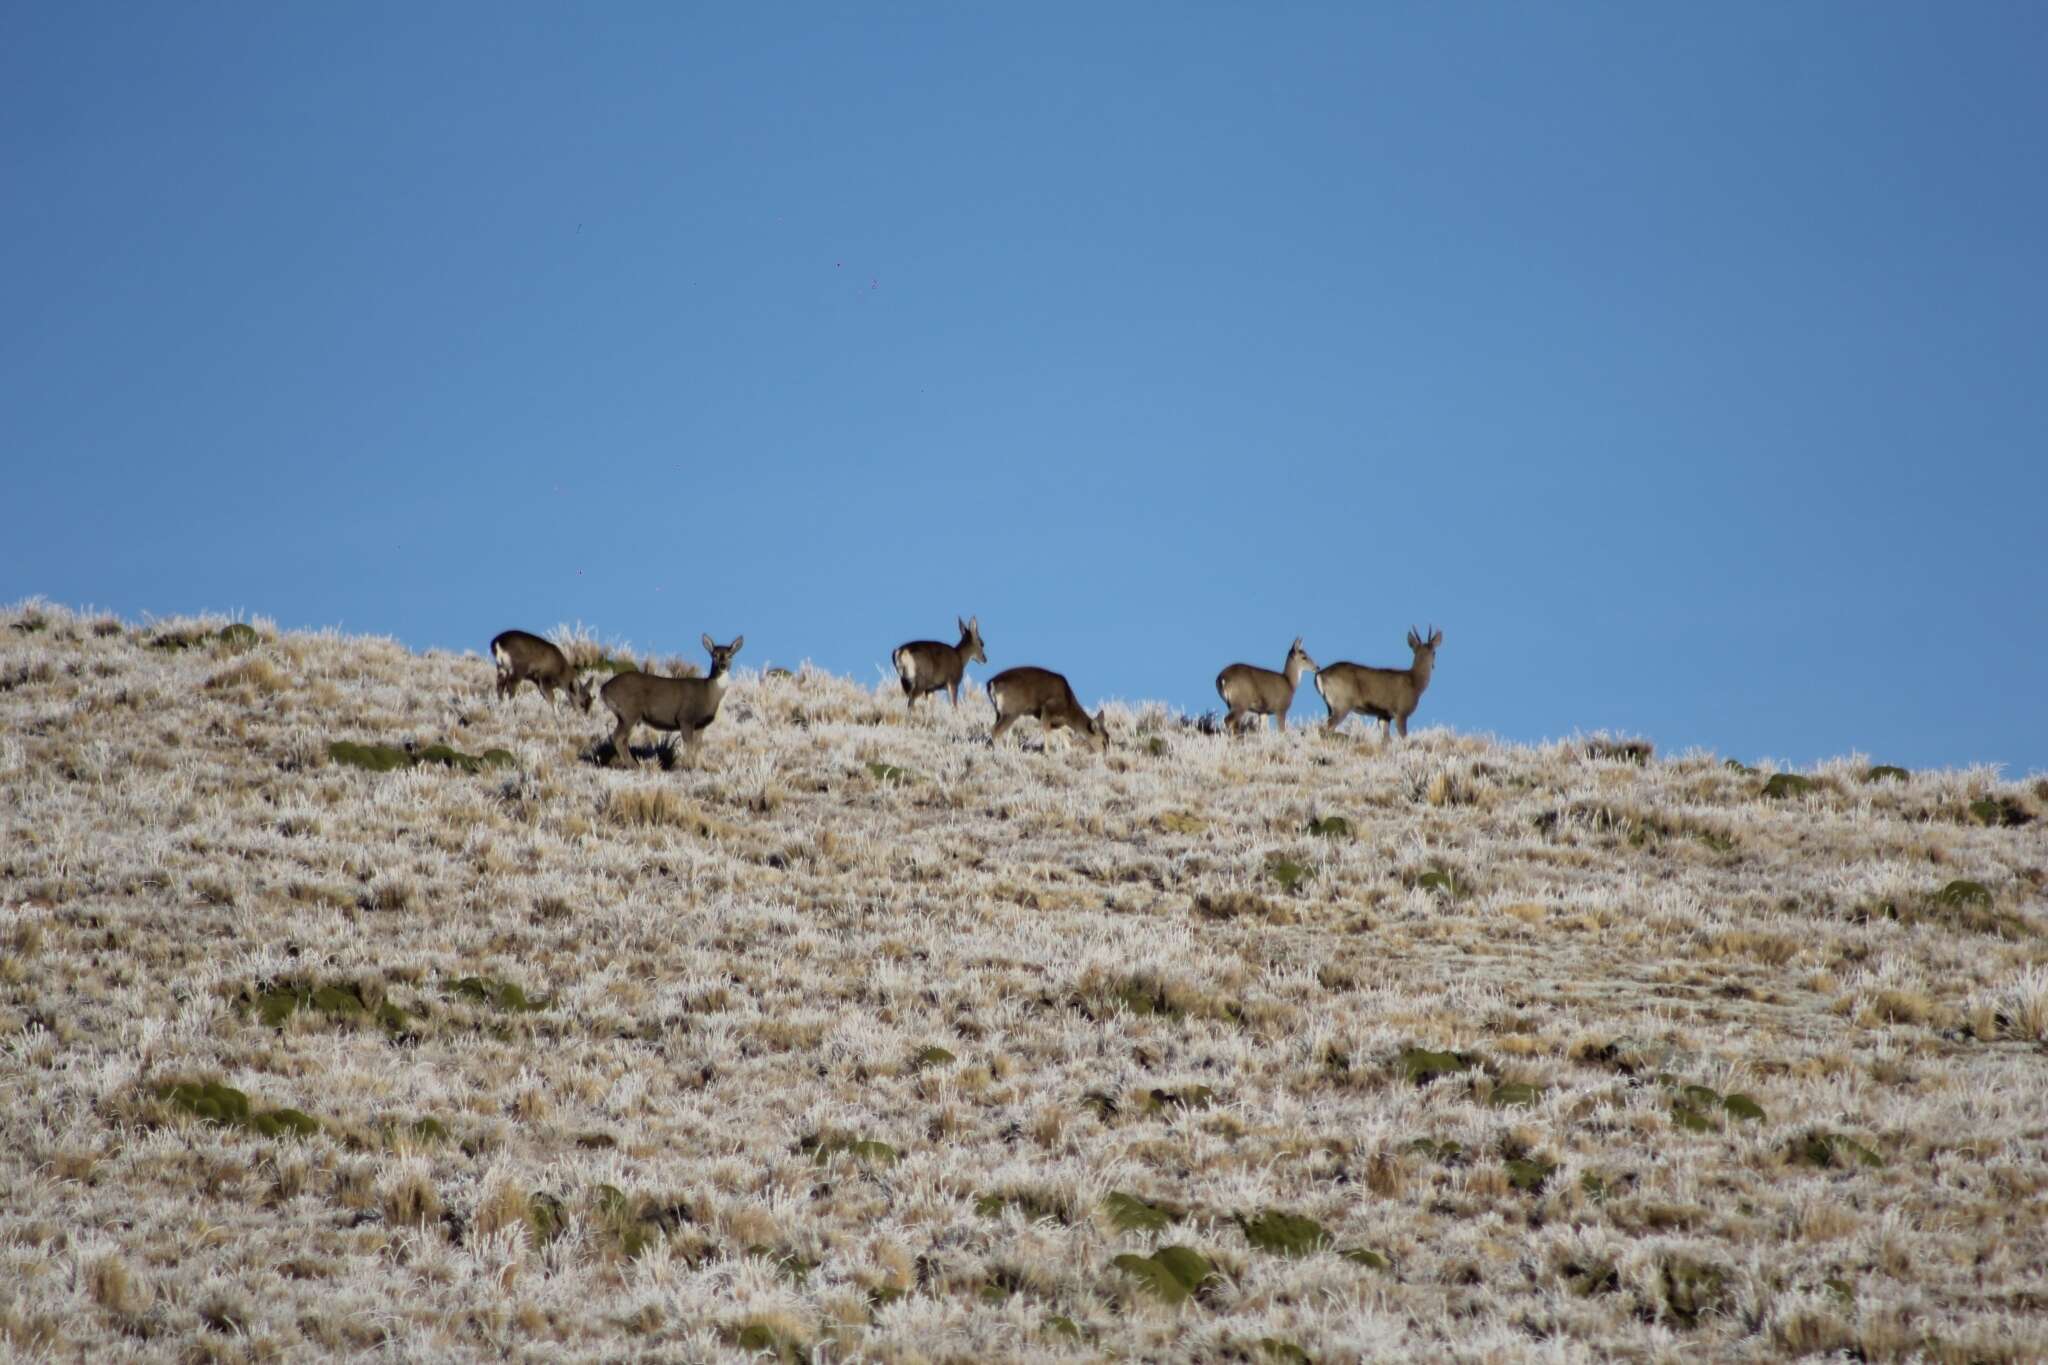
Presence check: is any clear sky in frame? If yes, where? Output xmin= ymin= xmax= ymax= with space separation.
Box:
xmin=4 ymin=5 xmax=2043 ymax=773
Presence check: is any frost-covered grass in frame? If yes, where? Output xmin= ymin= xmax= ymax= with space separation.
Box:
xmin=2 ymin=598 xmax=2045 ymax=1362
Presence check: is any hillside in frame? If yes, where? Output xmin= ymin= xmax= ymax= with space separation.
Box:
xmin=2 ymin=600 xmax=2044 ymax=1363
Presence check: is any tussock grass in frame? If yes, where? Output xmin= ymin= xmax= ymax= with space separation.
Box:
xmin=2 ymin=597 xmax=2045 ymax=1361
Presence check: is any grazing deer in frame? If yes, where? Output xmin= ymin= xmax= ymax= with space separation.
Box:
xmin=1315 ymin=626 xmax=1442 ymax=742
xmin=1215 ymin=637 xmax=1318 ymax=733
xmin=599 ymin=634 xmax=743 ymax=765
xmin=986 ymin=666 xmax=1109 ymax=752
xmin=490 ymin=630 xmax=593 ymax=711
xmin=893 ymin=616 xmax=985 ymax=712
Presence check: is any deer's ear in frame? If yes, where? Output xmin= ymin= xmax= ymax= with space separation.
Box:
xmin=701 ymin=633 xmax=716 ymax=652
xmin=728 ymin=636 xmax=744 ymax=654
xmin=1430 ymin=630 xmax=1443 ymax=646
xmin=968 ymin=616 xmax=978 ymax=632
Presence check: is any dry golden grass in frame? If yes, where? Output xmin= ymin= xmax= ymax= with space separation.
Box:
xmin=2 ymin=598 xmax=2046 ymax=1362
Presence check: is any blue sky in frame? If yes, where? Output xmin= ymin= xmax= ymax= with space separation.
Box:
xmin=4 ymin=5 xmax=2043 ymax=772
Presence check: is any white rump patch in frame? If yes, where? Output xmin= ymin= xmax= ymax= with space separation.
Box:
xmin=492 ymin=643 xmax=511 ymax=673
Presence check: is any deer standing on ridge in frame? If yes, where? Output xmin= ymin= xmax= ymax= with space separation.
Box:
xmin=1215 ymin=637 xmax=1318 ymax=733
xmin=986 ymin=667 xmax=1110 ymax=753
xmin=1315 ymin=626 xmax=1443 ymax=743
xmin=599 ymin=634 xmax=743 ymax=766
xmin=490 ymin=630 xmax=593 ymax=711
xmin=893 ymin=616 xmax=985 ymax=712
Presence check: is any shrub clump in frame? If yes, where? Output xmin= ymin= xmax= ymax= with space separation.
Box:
xmin=160 ymin=1080 xmax=321 ymax=1140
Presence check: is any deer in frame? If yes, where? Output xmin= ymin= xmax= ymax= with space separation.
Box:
xmin=490 ymin=630 xmax=593 ymax=711
xmin=892 ymin=616 xmax=986 ymax=712
xmin=1215 ymin=637 xmax=1318 ymax=733
xmin=986 ymin=666 xmax=1110 ymax=753
xmin=598 ymin=634 xmax=742 ymax=766
xmin=1315 ymin=626 xmax=1443 ymax=743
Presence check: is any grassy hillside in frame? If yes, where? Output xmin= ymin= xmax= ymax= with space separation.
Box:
xmin=2 ymin=600 xmax=2044 ymax=1362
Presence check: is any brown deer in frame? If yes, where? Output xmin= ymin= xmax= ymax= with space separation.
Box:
xmin=1315 ymin=626 xmax=1442 ymax=742
xmin=490 ymin=630 xmax=593 ymax=711
xmin=1215 ymin=637 xmax=1318 ymax=733
xmin=598 ymin=634 xmax=742 ymax=765
xmin=892 ymin=616 xmax=985 ymax=711
xmin=986 ymin=666 xmax=1109 ymax=752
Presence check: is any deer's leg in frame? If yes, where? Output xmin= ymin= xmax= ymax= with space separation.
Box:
xmin=611 ymin=718 xmax=637 ymax=766
xmin=948 ymin=682 xmax=960 ymax=708
xmin=991 ymin=713 xmax=1018 ymax=744
xmin=1397 ymin=714 xmax=1410 ymax=738
xmin=1276 ymin=706 xmax=1289 ymax=733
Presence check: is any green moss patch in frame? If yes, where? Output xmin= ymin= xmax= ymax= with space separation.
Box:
xmin=1504 ymin=1157 xmax=1557 ymax=1193
xmin=1266 ymin=857 xmax=1311 ymax=891
xmin=329 ymin=741 xmax=516 ymax=774
xmin=725 ymin=1322 xmax=803 ymax=1363
xmin=1795 ymin=1131 xmax=1884 ymax=1170
xmin=1237 ymin=1209 xmax=1332 ymax=1257
xmin=974 ymin=1190 xmax=1066 ymax=1224
xmin=1486 ymin=1081 xmax=1544 ymax=1109
xmin=1107 ymin=976 xmax=1185 ymax=1020
xmin=1305 ymin=815 xmax=1351 ymax=838
xmin=909 ymin=1044 xmax=955 ymax=1069
xmin=1762 ymin=773 xmax=1817 ymax=799
xmin=1659 ymin=1077 xmax=1767 ymax=1130
xmin=1413 ymin=869 xmax=1463 ymax=898
xmin=448 ymin=976 xmax=549 ymax=1012
xmin=1672 ymin=1102 xmax=1719 ymax=1133
xmin=1935 ymin=879 xmax=1992 ymax=907
xmin=1722 ymin=1093 xmax=1767 ymax=1122
xmin=1398 ymin=1046 xmax=1478 ymax=1084
xmin=160 ymin=1081 xmax=322 ymax=1141
xmin=1865 ymin=765 xmax=1910 ymax=783
xmin=1966 ymin=797 xmax=2033 ymax=828
xmin=1143 ymin=1084 xmax=1216 ymax=1113
xmin=1111 ymin=1246 xmax=1216 ymax=1305
xmin=327 ymin=741 xmax=413 ymax=773
xmin=801 ymin=1132 xmax=899 ymax=1166
xmin=246 ymin=979 xmax=415 ymax=1036
xmin=1101 ymin=1191 xmax=1185 ymax=1233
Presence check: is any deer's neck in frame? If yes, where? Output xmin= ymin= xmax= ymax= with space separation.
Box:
xmin=1284 ymin=655 xmax=1311 ymax=689
xmin=1411 ymin=654 xmax=1434 ymax=691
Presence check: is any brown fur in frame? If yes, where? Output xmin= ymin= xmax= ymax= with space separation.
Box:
xmin=1315 ymin=626 xmax=1442 ymax=742
xmin=599 ymin=634 xmax=742 ymax=765
xmin=1215 ymin=637 xmax=1318 ymax=733
xmin=986 ymin=666 xmax=1109 ymax=753
xmin=490 ymin=630 xmax=592 ymax=711
xmin=893 ymin=616 xmax=986 ymax=711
